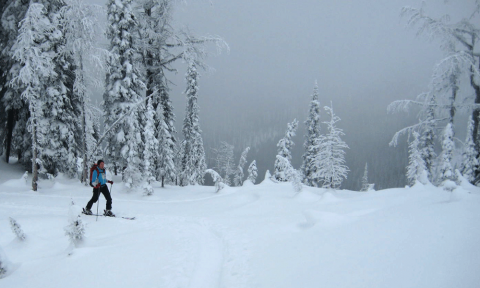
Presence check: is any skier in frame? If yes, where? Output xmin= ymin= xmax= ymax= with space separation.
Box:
xmin=84 ymin=160 xmax=115 ymax=216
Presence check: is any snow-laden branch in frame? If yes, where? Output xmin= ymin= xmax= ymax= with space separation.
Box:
xmin=389 ymin=117 xmax=449 ymax=147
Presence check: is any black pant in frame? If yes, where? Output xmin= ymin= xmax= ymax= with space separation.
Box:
xmin=86 ymin=185 xmax=112 ymax=211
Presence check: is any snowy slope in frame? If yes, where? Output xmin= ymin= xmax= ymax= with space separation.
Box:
xmin=1 ymin=158 xmax=480 ymax=288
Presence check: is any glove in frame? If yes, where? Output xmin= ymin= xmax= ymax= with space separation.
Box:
xmin=108 ymin=181 xmax=113 ymax=184
xmin=94 ymin=183 xmax=101 ymax=189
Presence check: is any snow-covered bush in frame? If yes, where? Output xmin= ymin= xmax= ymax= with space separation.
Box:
xmin=0 ymin=246 xmax=9 ymax=278
xmin=9 ymin=217 xmax=26 ymax=241
xmin=65 ymin=203 xmax=85 ymax=247
xmin=205 ymin=169 xmax=225 ymax=193
xmin=275 ymin=155 xmax=303 ymax=192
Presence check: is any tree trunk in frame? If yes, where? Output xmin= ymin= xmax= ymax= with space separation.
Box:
xmin=31 ymin=111 xmax=38 ymax=192
xmin=5 ymin=109 xmax=15 ymax=163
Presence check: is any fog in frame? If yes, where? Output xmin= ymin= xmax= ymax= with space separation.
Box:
xmin=91 ymin=0 xmax=474 ymax=189
xmin=167 ymin=0 xmax=476 ymax=190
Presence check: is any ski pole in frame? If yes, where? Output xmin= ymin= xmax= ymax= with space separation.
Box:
xmin=96 ymin=186 xmax=100 ymax=222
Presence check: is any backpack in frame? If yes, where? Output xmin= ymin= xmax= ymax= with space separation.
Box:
xmin=89 ymin=164 xmax=100 ymax=187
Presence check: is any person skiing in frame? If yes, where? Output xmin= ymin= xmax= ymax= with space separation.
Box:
xmin=84 ymin=160 xmax=115 ymax=216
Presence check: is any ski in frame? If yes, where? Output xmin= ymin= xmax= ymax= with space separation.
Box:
xmin=82 ymin=209 xmax=135 ymax=220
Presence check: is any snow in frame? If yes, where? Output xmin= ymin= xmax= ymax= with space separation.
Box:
xmin=1 ymin=158 xmax=480 ymax=287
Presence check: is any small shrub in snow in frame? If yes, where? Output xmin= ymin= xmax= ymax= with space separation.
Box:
xmin=23 ymin=171 xmax=28 ymax=184
xmin=9 ymin=217 xmax=26 ymax=241
xmin=0 ymin=246 xmax=9 ymax=278
xmin=205 ymin=169 xmax=225 ymax=193
xmin=275 ymin=155 xmax=303 ymax=192
xmin=65 ymin=215 xmax=85 ymax=247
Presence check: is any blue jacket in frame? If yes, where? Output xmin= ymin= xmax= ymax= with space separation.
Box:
xmin=92 ymin=168 xmax=107 ymax=186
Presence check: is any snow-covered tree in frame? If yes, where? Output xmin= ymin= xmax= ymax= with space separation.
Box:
xmin=360 ymin=163 xmax=369 ymax=192
xmin=247 ymin=160 xmax=258 ymax=184
xmin=103 ymin=0 xmax=145 ymax=187
xmin=212 ymin=141 xmax=235 ymax=186
xmin=60 ymin=0 xmax=106 ymax=181
xmin=156 ymin=109 xmax=176 ymax=187
xmin=461 ymin=116 xmax=479 ymax=183
xmin=205 ymin=169 xmax=225 ymax=193
xmin=142 ymin=97 xmax=158 ymax=195
xmin=1 ymin=0 xmax=30 ymax=164
xmin=10 ymin=3 xmax=57 ymax=191
xmin=274 ymin=119 xmax=298 ymax=182
xmin=312 ymin=105 xmax=349 ymax=189
xmin=440 ymin=123 xmax=455 ymax=181
xmin=179 ymin=46 xmax=207 ymax=186
xmin=9 ymin=217 xmax=25 ymax=241
xmin=402 ymin=3 xmax=480 ymax=150
xmin=407 ymin=131 xmax=429 ymax=185
xmin=302 ymin=81 xmax=322 ymax=187
xmin=233 ymin=147 xmax=250 ymax=186
xmin=419 ymin=94 xmax=437 ymax=179
xmin=275 ymin=155 xmax=303 ymax=192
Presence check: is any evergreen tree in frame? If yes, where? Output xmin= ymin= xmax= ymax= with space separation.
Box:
xmin=419 ymin=94 xmax=437 ymax=179
xmin=247 ymin=160 xmax=258 ymax=184
xmin=60 ymin=0 xmax=105 ymax=181
xmin=312 ymin=105 xmax=349 ymax=189
xmin=274 ymin=119 xmax=298 ymax=182
xmin=179 ymin=47 xmax=207 ymax=186
xmin=440 ymin=122 xmax=455 ymax=181
xmin=156 ymin=108 xmax=176 ymax=187
xmin=233 ymin=147 xmax=250 ymax=186
xmin=11 ymin=3 xmax=57 ymax=191
xmin=103 ymin=0 xmax=145 ymax=186
xmin=142 ymin=97 xmax=158 ymax=195
xmin=461 ymin=116 xmax=479 ymax=183
xmin=0 ymin=0 xmax=30 ymax=164
xmin=407 ymin=131 xmax=428 ymax=185
xmin=360 ymin=163 xmax=369 ymax=192
xmin=212 ymin=141 xmax=235 ymax=186
xmin=275 ymin=155 xmax=303 ymax=192
xmin=302 ymin=81 xmax=322 ymax=187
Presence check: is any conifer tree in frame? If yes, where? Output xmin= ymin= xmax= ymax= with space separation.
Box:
xmin=302 ymin=81 xmax=322 ymax=187
xmin=419 ymin=95 xmax=437 ymax=179
xmin=274 ymin=119 xmax=298 ymax=182
xmin=440 ymin=123 xmax=455 ymax=181
xmin=407 ymin=131 xmax=429 ymax=185
xmin=156 ymin=109 xmax=176 ymax=187
xmin=461 ymin=116 xmax=479 ymax=183
xmin=61 ymin=0 xmax=106 ymax=181
xmin=103 ymin=0 xmax=145 ymax=186
xmin=312 ymin=105 xmax=349 ymax=189
xmin=233 ymin=147 xmax=250 ymax=186
xmin=360 ymin=163 xmax=369 ymax=192
xmin=179 ymin=47 xmax=207 ymax=186
xmin=11 ymin=3 xmax=57 ymax=191
xmin=247 ymin=160 xmax=258 ymax=184
xmin=0 ymin=0 xmax=30 ymax=164
xmin=142 ymin=97 xmax=158 ymax=195
xmin=212 ymin=141 xmax=235 ymax=186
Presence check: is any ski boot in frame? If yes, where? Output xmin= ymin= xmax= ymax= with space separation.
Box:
xmin=83 ymin=208 xmax=93 ymax=215
xmin=104 ymin=209 xmax=115 ymax=217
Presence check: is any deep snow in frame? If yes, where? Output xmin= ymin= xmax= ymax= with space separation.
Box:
xmin=1 ymin=157 xmax=480 ymax=288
